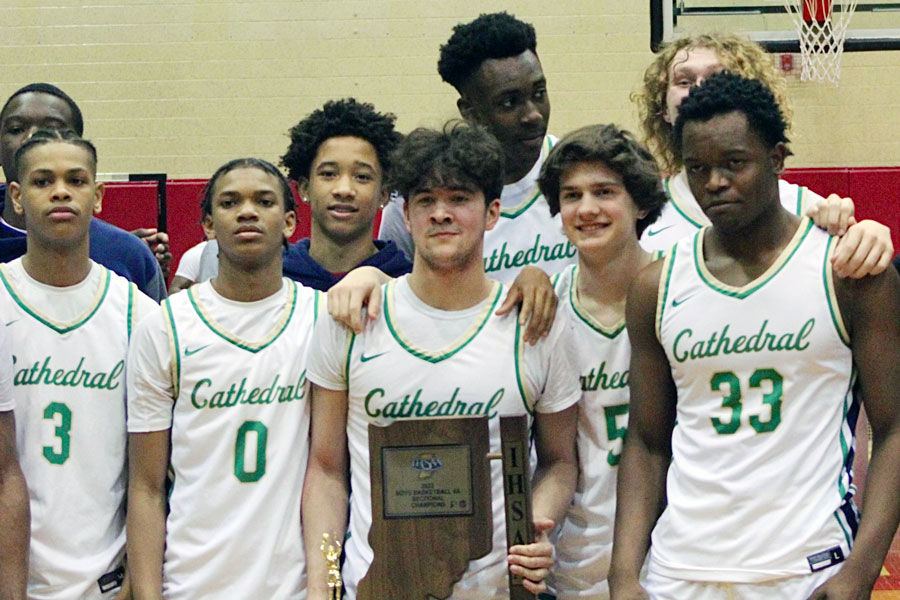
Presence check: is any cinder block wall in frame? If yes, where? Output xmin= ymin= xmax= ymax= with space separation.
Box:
xmin=0 ymin=1 xmax=897 ymax=179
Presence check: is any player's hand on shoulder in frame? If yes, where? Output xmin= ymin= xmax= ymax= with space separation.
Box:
xmin=496 ymin=266 xmax=557 ymax=345
xmin=507 ymin=518 xmax=556 ymax=594
xmin=327 ymin=266 xmax=391 ymax=333
xmin=808 ymin=193 xmax=855 ymax=236
xmin=832 ymin=218 xmax=894 ymax=279
xmin=132 ymin=227 xmax=173 ymax=277
xmin=806 ymin=565 xmax=874 ymax=600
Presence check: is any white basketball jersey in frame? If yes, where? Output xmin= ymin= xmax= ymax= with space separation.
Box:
xmin=0 ymin=261 xmax=148 ymax=600
xmin=550 ymin=265 xmax=631 ymax=599
xmin=482 ymin=135 xmax=577 ymax=282
xmin=651 ymin=218 xmax=857 ymax=582
xmin=640 ymin=169 xmax=821 ymax=253
xmin=160 ymin=280 xmax=318 ymax=599
xmin=308 ymin=277 xmax=579 ymax=600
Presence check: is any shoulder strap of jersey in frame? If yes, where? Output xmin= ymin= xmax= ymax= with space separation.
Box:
xmin=823 ymin=235 xmax=851 ymax=347
xmin=655 ymin=248 xmax=678 ymax=343
xmin=162 ymin=297 xmax=182 ymax=399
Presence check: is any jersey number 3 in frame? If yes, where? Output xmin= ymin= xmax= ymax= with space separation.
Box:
xmin=43 ymin=402 xmax=72 ymax=465
xmin=710 ymin=369 xmax=783 ymax=435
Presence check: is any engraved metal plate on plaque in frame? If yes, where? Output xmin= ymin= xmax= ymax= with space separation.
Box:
xmin=382 ymin=444 xmax=474 ymax=518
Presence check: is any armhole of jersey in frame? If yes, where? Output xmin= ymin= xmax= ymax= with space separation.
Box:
xmin=127 ymin=282 xmax=136 ymax=340
xmin=513 ymin=319 xmax=534 ymax=415
xmin=823 ymin=236 xmax=851 ymax=347
xmin=344 ymin=331 xmax=356 ymax=384
xmin=162 ymin=299 xmax=182 ymax=399
xmin=655 ymin=250 xmax=677 ymax=342
xmin=313 ymin=288 xmax=321 ymax=324
xmin=550 ymin=270 xmax=562 ymax=288
xmin=796 ymin=186 xmax=809 ymax=216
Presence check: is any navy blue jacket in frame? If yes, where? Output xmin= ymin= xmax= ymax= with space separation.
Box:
xmin=282 ymin=239 xmax=412 ymax=291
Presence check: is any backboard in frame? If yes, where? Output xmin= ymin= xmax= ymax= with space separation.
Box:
xmin=651 ymin=0 xmax=900 ymax=52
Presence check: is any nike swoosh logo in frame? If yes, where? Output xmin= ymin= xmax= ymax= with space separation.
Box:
xmin=646 ymin=225 xmax=675 ymax=237
xmin=360 ymin=351 xmax=388 ymax=363
xmin=4 ymin=320 xmax=17 ymax=327
xmin=185 ymin=344 xmax=210 ymax=356
xmin=672 ymin=295 xmax=694 ymax=307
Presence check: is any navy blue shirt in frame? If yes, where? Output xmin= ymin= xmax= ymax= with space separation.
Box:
xmin=0 ymin=188 xmax=166 ymax=302
xmin=282 ymin=238 xmax=412 ymax=291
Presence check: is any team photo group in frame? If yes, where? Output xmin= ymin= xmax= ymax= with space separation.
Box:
xmin=1 ymin=9 xmax=899 ymax=600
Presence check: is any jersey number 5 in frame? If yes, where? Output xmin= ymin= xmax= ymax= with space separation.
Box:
xmin=710 ymin=369 xmax=783 ymax=435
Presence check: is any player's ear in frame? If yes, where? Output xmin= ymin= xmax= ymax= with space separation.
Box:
xmin=282 ymin=206 xmax=297 ymax=241
xmin=93 ymin=181 xmax=104 ymax=215
xmin=8 ymin=182 xmax=24 ymax=216
xmin=297 ymin=178 xmax=310 ymax=203
xmin=402 ymin=197 xmax=411 ymax=234
xmin=201 ymin=213 xmax=215 ymax=240
xmin=771 ymin=142 xmax=787 ymax=174
xmin=484 ymin=198 xmax=501 ymax=231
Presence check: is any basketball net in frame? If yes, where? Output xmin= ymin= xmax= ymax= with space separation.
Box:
xmin=781 ymin=0 xmax=859 ymax=84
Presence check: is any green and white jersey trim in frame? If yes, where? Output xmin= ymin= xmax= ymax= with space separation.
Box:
xmin=823 ymin=236 xmax=851 ymax=347
xmin=567 ymin=265 xmax=625 ymax=338
xmin=655 ymin=251 xmax=677 ymax=342
xmin=664 ymin=174 xmax=706 ymax=228
xmin=693 ymin=217 xmax=814 ymax=299
xmin=383 ymin=279 xmax=503 ymax=363
xmin=500 ymin=135 xmax=555 ymax=218
xmin=186 ymin=281 xmax=297 ymax=353
xmin=0 ymin=263 xmax=111 ymax=334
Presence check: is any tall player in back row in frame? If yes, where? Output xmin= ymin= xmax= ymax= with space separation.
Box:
xmin=634 ymin=32 xmax=893 ymax=279
xmin=379 ymin=12 xmax=576 ymax=283
xmin=2 ymin=130 xmax=158 ymax=599
xmin=127 ymin=158 xmax=319 ymax=599
xmin=610 ymin=73 xmax=900 ymax=599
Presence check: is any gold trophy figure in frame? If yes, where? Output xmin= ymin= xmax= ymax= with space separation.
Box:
xmin=320 ymin=533 xmax=343 ymax=599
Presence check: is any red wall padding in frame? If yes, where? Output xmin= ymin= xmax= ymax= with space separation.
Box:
xmin=99 ymin=169 xmax=897 ymax=282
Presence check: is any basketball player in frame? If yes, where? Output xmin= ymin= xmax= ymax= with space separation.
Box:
xmin=378 ymin=12 xmax=566 ymax=341
xmin=634 ymin=33 xmax=892 ymax=280
xmin=279 ymin=98 xmax=410 ymax=290
xmin=3 ymin=129 xmax=157 ymax=599
xmin=610 ymin=73 xmax=900 ymax=599
xmin=0 ymin=83 xmax=169 ymax=300
xmin=0 ymin=322 xmax=28 ymax=600
xmin=536 ymin=124 xmax=665 ymax=599
xmin=127 ymin=158 xmax=317 ymax=599
xmin=304 ymin=122 xmax=580 ymax=599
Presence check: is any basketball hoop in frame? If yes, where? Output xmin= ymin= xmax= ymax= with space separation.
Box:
xmin=781 ymin=0 xmax=859 ymax=84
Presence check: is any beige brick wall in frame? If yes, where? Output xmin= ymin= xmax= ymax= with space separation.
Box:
xmin=0 ymin=1 xmax=897 ymax=179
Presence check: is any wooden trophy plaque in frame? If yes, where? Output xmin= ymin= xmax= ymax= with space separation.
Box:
xmin=358 ymin=415 xmax=535 ymax=600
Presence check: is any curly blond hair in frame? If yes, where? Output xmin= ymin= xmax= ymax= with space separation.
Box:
xmin=633 ymin=33 xmax=792 ymax=174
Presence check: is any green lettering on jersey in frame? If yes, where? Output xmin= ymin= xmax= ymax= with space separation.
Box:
xmin=483 ymin=235 xmax=577 ymax=273
xmin=12 ymin=355 xmax=124 ymax=390
xmin=189 ymin=371 xmax=307 ymax=411
xmin=672 ymin=318 xmax=816 ymax=363
xmin=365 ymin=386 xmax=506 ymax=419
xmin=580 ymin=361 xmax=629 ymax=392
